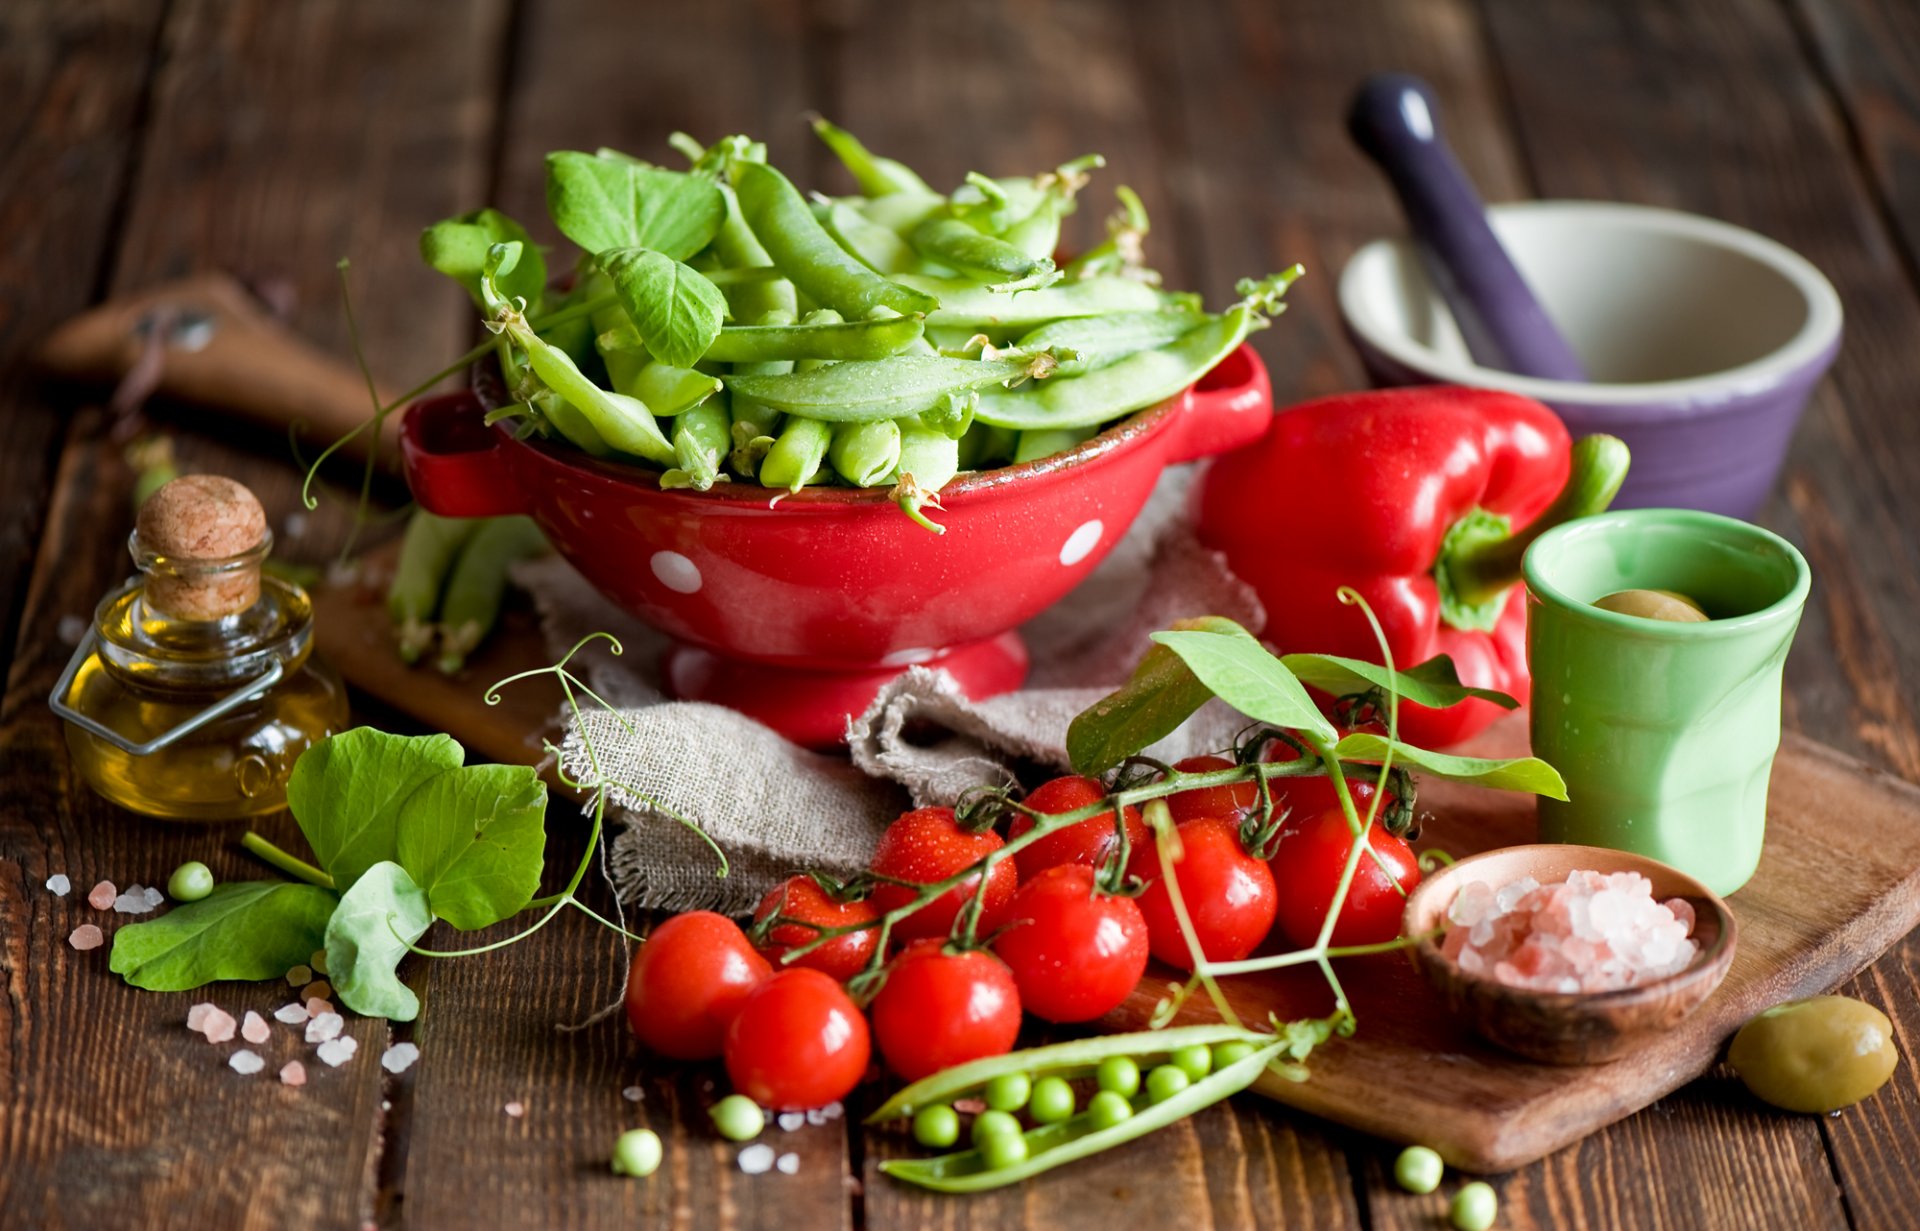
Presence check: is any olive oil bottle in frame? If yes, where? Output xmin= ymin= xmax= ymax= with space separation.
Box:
xmin=52 ymin=475 xmax=347 ymax=821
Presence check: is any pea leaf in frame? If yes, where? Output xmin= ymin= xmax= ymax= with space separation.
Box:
xmin=394 ymin=763 xmax=547 ymax=931
xmin=1331 ymin=733 xmax=1569 ymax=800
xmin=287 ymin=729 xmax=464 ymax=893
xmin=601 ymin=247 xmax=727 ymax=369
xmin=108 ymin=882 xmax=338 ymax=991
xmin=545 ymin=151 xmax=725 ymax=261
xmin=420 ymin=208 xmax=546 ymax=308
xmin=1067 ymin=616 xmax=1243 ymax=776
xmin=1151 ymin=622 xmax=1337 ymax=743
xmin=325 ymin=861 xmax=433 ymax=1022
xmin=1280 ymin=653 xmax=1520 ymax=712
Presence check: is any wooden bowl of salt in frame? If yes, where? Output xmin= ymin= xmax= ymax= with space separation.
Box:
xmin=1403 ymin=844 xmax=1737 ymax=1065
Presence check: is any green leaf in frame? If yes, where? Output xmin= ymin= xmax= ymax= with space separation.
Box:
xmin=420 ymin=208 xmax=546 ymax=308
xmin=1332 ymin=733 xmax=1569 ymax=800
xmin=1279 ymin=653 xmax=1520 ymax=713
xmin=394 ymin=763 xmax=547 ymax=930
xmin=544 ymin=152 xmax=725 ymax=261
xmin=326 ymin=862 xmax=433 ymax=1022
xmin=1150 ymin=623 xmax=1337 ymax=743
xmin=601 ymin=248 xmax=727 ymax=369
xmin=109 ymin=882 xmax=338 ymax=991
xmin=1067 ymin=616 xmax=1241 ymax=776
xmin=288 ymin=729 xmax=464 ymax=893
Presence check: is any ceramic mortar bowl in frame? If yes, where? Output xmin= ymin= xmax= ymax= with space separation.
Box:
xmin=1403 ymin=843 xmax=1738 ymax=1065
xmin=1338 ymin=201 xmax=1842 ymax=518
xmin=401 ymin=344 xmax=1272 ymax=747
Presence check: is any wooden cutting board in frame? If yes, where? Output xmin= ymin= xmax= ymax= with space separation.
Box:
xmin=311 ymin=558 xmax=1920 ymax=1175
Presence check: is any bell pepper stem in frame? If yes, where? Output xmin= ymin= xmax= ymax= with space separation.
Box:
xmin=1442 ymin=434 xmax=1631 ymax=611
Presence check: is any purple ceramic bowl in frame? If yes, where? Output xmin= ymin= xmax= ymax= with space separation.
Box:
xmin=1337 ymin=202 xmax=1843 ymax=518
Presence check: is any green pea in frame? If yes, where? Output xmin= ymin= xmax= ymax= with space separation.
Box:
xmin=971 ymin=1109 xmax=1022 ymax=1147
xmin=1394 ymin=1145 xmax=1444 ymax=1194
xmin=983 ymin=1073 xmax=1031 ymax=1113
xmin=1096 ymin=1056 xmax=1141 ymax=1097
xmin=166 ymin=861 xmax=214 ymax=903
xmin=1211 ymin=1040 xmax=1256 ymax=1069
xmin=912 ymin=1104 xmax=960 ymax=1149
xmin=1450 ymin=1181 xmax=1498 ymax=1231
xmin=980 ymin=1129 xmax=1029 ymax=1171
xmin=1170 ymin=1044 xmax=1213 ymax=1081
xmin=1086 ymin=1089 xmax=1133 ymax=1130
xmin=709 ymin=1094 xmax=764 ymax=1142
xmin=1145 ymin=1064 xmax=1191 ymax=1104
xmin=610 ymin=1128 xmax=662 ymax=1177
xmin=1028 ymin=1076 xmax=1075 ymax=1124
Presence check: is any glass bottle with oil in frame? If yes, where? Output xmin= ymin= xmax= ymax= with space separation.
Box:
xmin=52 ymin=475 xmax=347 ymax=820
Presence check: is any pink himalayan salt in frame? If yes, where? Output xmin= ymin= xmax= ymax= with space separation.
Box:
xmin=87 ymin=880 xmax=117 ymax=910
xmin=503 ymin=1101 xmax=525 ymax=1118
xmin=280 ymin=1060 xmax=308 ymax=1087
xmin=68 ymin=924 xmax=104 ymax=951
xmin=1441 ymin=868 xmax=1699 ymax=994
xmin=199 ymin=1007 xmax=238 ymax=1044
xmin=241 ymin=1011 xmax=271 ymax=1045
xmin=305 ymin=997 xmax=334 ymax=1019
xmin=187 ymin=1003 xmax=214 ymax=1032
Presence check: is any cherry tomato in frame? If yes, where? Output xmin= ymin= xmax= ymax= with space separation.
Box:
xmin=870 ymin=941 xmax=1021 ymax=1080
xmin=724 ymin=968 xmax=871 ymax=1110
xmin=1258 ymin=738 xmax=1381 ymax=828
xmin=1270 ymin=806 xmax=1421 ymax=949
xmin=992 ymin=864 xmax=1148 ymax=1023
xmin=869 ymin=806 xmax=1017 ymax=942
xmin=624 ymin=911 xmax=771 ymax=1059
xmin=751 ymin=875 xmax=880 ymax=983
xmin=1007 ymin=775 xmax=1149 ymax=880
xmin=1166 ymin=755 xmax=1257 ymax=825
xmin=1127 ymin=816 xmax=1277 ymax=970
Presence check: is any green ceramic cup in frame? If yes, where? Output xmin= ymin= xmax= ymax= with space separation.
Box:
xmin=1523 ymin=509 xmax=1810 ymax=896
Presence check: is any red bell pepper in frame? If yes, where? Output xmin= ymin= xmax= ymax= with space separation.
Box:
xmin=1195 ymin=386 xmax=1628 ymax=747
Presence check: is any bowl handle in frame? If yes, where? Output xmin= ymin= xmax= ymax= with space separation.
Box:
xmin=400 ymin=392 xmax=528 ymax=517
xmin=1167 ymin=343 xmax=1273 ymax=464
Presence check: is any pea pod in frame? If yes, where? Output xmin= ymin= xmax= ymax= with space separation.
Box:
xmin=714 ymin=181 xmax=797 ymax=323
xmin=810 ymin=117 xmax=936 ymax=197
xmin=855 ymin=191 xmax=947 ymax=238
xmin=759 ymin=416 xmax=833 ymax=493
xmin=878 ymin=1036 xmax=1289 ymax=1193
xmin=704 ymin=313 xmax=925 ymax=364
xmin=724 ymin=354 xmax=1048 ymax=424
xmin=663 ymin=397 xmax=731 ymax=491
xmin=819 ymin=198 xmax=922 ymax=275
xmin=909 ymin=215 xmax=1059 ymax=292
xmin=955 ymin=421 xmax=1018 ymax=471
xmin=388 ymin=511 xmax=480 ymax=664
xmin=435 ymin=516 xmax=548 ymax=672
xmin=999 ymin=155 xmax=1104 ymax=261
xmin=597 ymin=330 xmax=724 ymax=415
xmin=900 ymin=274 xmax=1162 ymax=330
xmin=732 ymin=161 xmax=939 ymax=320
xmin=1014 ymin=425 xmax=1096 ymax=463
xmin=829 ymin=419 xmax=902 ymax=487
xmin=1015 ymin=310 xmax=1208 ymax=376
xmin=890 ymin=418 xmax=961 ymax=534
xmin=528 ymin=389 xmax=611 ymax=457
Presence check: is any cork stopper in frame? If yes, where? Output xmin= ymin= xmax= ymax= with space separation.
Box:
xmin=134 ymin=475 xmax=269 ymax=620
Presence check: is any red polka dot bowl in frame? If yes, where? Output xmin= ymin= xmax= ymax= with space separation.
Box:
xmin=401 ymin=344 xmax=1271 ymax=746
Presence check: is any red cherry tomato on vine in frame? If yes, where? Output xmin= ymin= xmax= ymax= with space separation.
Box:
xmin=1166 ymin=755 xmax=1258 ymax=825
xmin=992 ymin=864 xmax=1148 ymax=1023
xmin=1269 ymin=806 xmax=1421 ymax=949
xmin=1127 ymin=816 xmax=1278 ymax=970
xmin=869 ymin=806 xmax=1017 ymax=942
xmin=870 ymin=941 xmax=1021 ymax=1080
xmin=751 ymin=875 xmax=880 ymax=983
xmin=724 ymin=968 xmax=871 ymax=1110
xmin=1007 ymin=775 xmax=1149 ymax=880
xmin=624 ymin=911 xmax=771 ymax=1059
xmin=1257 ymin=739 xmax=1384 ymax=831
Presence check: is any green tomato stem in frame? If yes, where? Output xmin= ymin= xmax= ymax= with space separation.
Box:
xmin=239 ymin=832 xmax=334 ymax=889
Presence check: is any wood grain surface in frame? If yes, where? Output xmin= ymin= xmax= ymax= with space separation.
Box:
xmin=4 ymin=1 xmax=1920 ymax=1229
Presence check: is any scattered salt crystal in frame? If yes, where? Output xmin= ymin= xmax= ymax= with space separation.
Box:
xmin=285 ymin=964 xmax=313 ymax=987
xmin=274 ymin=1003 xmax=309 ymax=1024
xmin=953 ymin=1098 xmax=986 ymax=1115
xmin=503 ymin=1101 xmax=525 ymax=1118
xmin=316 ymin=1036 xmax=358 ymax=1067
xmin=68 ymin=924 xmax=104 ymax=951
xmin=777 ymin=1111 xmax=804 ymax=1131
xmin=737 ymin=1143 xmax=775 ymax=1174
xmin=87 ymin=880 xmax=117 ymax=910
xmin=805 ymin=1108 xmax=827 ymax=1126
xmin=381 ymin=1042 xmax=420 ymax=1073
xmin=241 ymin=1011 xmax=271 ymax=1044
xmin=280 ymin=1060 xmax=307 ymax=1087
xmin=820 ymin=1101 xmax=843 ymax=1120
xmin=46 ymin=874 xmax=70 ymax=896
xmin=310 ymin=949 xmax=329 ymax=975
xmin=306 ymin=1012 xmax=344 ymax=1043
xmin=142 ymin=886 xmax=164 ymax=908
xmin=382 ymin=1100 xmax=391 ymax=1111
xmin=776 ymin=1153 xmax=800 ymax=1175
xmin=229 ymin=1049 xmax=265 ymax=1075
xmin=57 ymin=614 xmax=87 ymax=646
xmin=201 ymin=1008 xmax=237 ymax=1043
xmin=306 ymin=997 xmax=333 ymax=1018
xmin=113 ymin=885 xmax=158 ymax=914
xmin=301 ymin=980 xmax=331 ymax=1002
xmin=1444 ymin=868 xmax=1699 ymax=993
xmin=188 ymin=1003 xmax=214 ymax=1032
xmin=621 ymin=1086 xmax=644 ymax=1103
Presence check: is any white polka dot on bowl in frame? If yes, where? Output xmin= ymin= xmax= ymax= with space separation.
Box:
xmin=650 ymin=550 xmax=703 ymax=594
xmin=1059 ymin=519 xmax=1104 ymax=567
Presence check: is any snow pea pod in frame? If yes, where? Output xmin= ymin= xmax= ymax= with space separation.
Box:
xmin=891 ymin=417 xmax=961 ymax=533
xmin=828 ymin=418 xmax=902 ymax=487
xmin=1015 ymin=310 xmax=1208 ymax=376
xmin=856 ymin=191 xmax=947 ymax=238
xmin=664 ymin=396 xmax=731 ymax=491
xmin=909 ymin=216 xmax=1059 ymax=291
xmin=759 ymin=416 xmax=833 ymax=493
xmin=955 ymin=421 xmax=1018 ymax=470
xmin=879 ymin=1036 xmax=1287 ymax=1193
xmin=1013 ymin=425 xmax=1096 ymax=463
xmin=810 ymin=117 xmax=935 ymax=197
xmin=819 ymin=198 xmax=922 ymax=275
xmin=388 ymin=511 xmax=480 ymax=664
xmin=521 ymin=329 xmax=675 ymax=464
xmin=900 ymin=274 xmax=1162 ymax=330
xmin=724 ymin=354 xmax=1045 ymax=424
xmin=436 ymin=516 xmax=547 ymax=672
xmin=704 ymin=313 xmax=925 ymax=363
xmin=732 ymin=161 xmax=939 ymax=320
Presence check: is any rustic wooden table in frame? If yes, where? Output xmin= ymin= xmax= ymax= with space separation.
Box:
xmin=5 ymin=1 xmax=1919 ymax=1227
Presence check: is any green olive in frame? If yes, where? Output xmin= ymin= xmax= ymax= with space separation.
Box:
xmin=1593 ymin=588 xmax=1709 ymax=622
xmin=1728 ymin=995 xmax=1899 ymax=1113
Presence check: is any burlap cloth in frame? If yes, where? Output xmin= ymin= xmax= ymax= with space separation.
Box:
xmin=522 ymin=468 xmax=1264 ymax=914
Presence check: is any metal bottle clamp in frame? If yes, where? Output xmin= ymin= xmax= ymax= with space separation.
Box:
xmin=48 ymin=626 xmax=285 ymax=757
